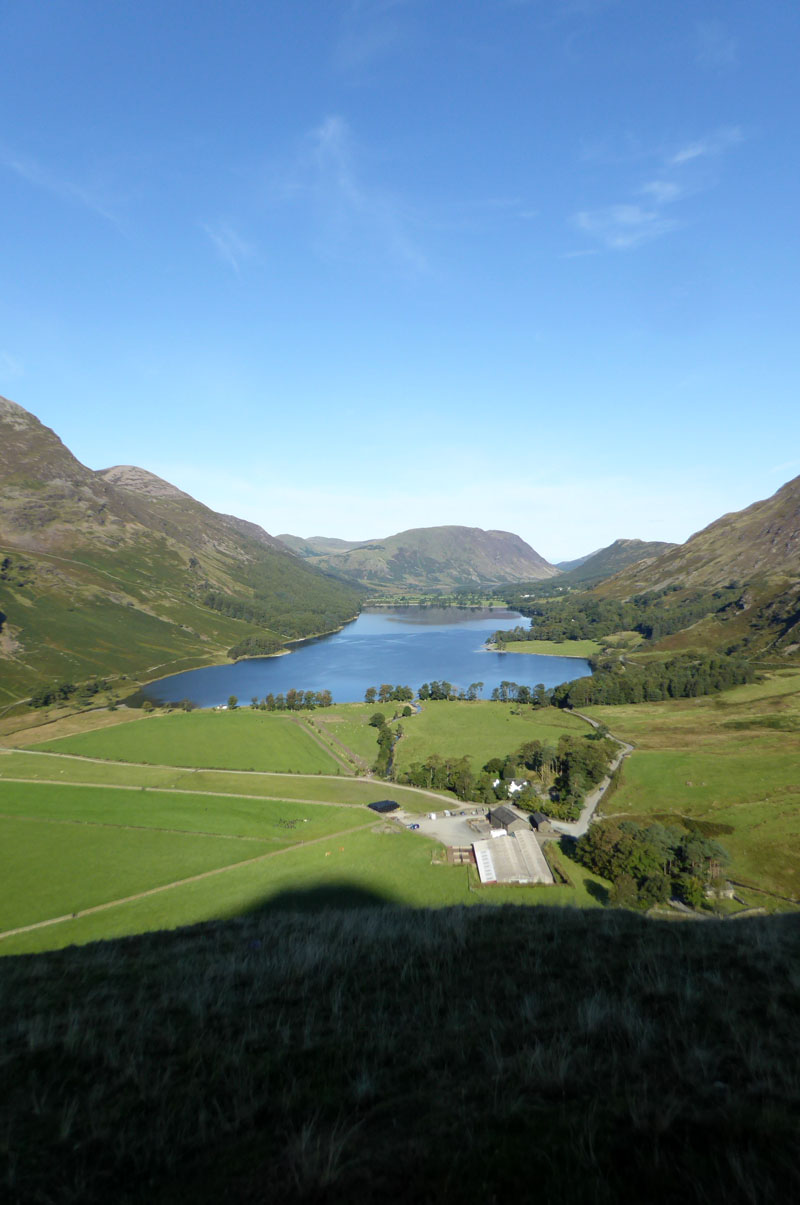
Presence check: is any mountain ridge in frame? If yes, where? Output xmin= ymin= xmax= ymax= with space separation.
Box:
xmin=278 ymin=524 xmax=558 ymax=591
xmin=0 ymin=397 xmax=362 ymax=698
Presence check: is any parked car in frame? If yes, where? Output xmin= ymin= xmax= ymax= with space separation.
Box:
xmin=408 ymin=823 xmax=420 ymax=830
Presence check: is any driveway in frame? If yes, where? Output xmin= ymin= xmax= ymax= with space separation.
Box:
xmin=395 ymin=808 xmax=487 ymax=847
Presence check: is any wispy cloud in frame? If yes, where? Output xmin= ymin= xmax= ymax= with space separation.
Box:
xmin=334 ymin=0 xmax=411 ymax=72
xmin=668 ymin=126 xmax=743 ymax=166
xmin=0 ymin=148 xmax=119 ymax=222
xmin=0 ymin=350 xmax=24 ymax=379
xmin=200 ymin=221 xmax=256 ymax=273
xmin=276 ymin=114 xmax=428 ymax=274
xmin=574 ymin=204 xmax=677 ymax=250
xmin=571 ymin=125 xmax=744 ymax=252
xmin=693 ymin=20 xmax=738 ymax=70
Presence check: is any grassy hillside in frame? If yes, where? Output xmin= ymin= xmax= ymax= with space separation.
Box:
xmin=2 ymin=905 xmax=798 ymax=1204
xmin=557 ymin=537 xmax=678 ymax=585
xmin=0 ymin=398 xmax=362 ymax=700
xmin=586 ymin=670 xmax=800 ymax=900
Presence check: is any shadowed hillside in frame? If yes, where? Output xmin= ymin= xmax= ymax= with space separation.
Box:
xmin=1 ymin=903 xmax=798 ymax=1204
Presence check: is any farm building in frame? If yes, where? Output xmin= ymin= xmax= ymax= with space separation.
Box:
xmin=487 ymin=805 xmax=532 ymax=835
xmin=473 ymin=830 xmax=554 ymax=886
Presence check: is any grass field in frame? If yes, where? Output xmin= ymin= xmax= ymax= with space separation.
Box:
xmin=394 ymin=699 xmax=584 ymax=772
xmin=28 ymin=709 xmax=344 ymax=774
xmin=0 ymin=750 xmax=447 ymax=811
xmin=585 ymin=670 xmax=800 ymax=900
xmin=0 ymin=827 xmax=609 ymax=956
xmin=496 ymin=638 xmax=602 ymax=657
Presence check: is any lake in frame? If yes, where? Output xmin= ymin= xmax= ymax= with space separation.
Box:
xmin=140 ymin=607 xmax=592 ymax=707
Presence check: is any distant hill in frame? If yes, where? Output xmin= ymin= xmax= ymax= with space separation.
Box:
xmin=558 ymin=538 xmax=679 ymax=585
xmin=278 ymin=525 xmax=558 ymax=591
xmin=555 ymin=550 xmax=600 ymax=572
xmin=0 ymin=397 xmax=362 ymax=699
xmin=277 ymin=534 xmax=364 ymax=557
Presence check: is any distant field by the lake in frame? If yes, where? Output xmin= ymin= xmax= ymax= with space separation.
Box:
xmin=393 ymin=699 xmax=584 ymax=772
xmin=497 ymin=638 xmax=602 ymax=658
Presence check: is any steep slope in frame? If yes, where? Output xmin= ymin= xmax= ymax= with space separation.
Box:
xmin=0 ymin=398 xmax=361 ymax=700
xmin=280 ymin=525 xmax=558 ymax=591
xmin=604 ymin=477 xmax=800 ymax=593
xmin=585 ymin=478 xmax=800 ymax=661
xmin=559 ymin=538 xmax=678 ymax=585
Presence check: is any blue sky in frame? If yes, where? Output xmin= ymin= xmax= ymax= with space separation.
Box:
xmin=1 ymin=0 xmax=798 ymax=561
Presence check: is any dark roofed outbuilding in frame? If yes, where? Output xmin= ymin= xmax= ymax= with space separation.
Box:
xmin=368 ymin=799 xmax=400 ymax=814
xmin=488 ymin=805 xmax=523 ymax=830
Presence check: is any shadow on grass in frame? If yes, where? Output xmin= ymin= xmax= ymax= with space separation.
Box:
xmin=242 ymin=881 xmax=396 ymax=917
xmin=584 ymin=878 xmax=610 ymax=905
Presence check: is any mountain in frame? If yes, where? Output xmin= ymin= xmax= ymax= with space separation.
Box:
xmin=555 ymin=550 xmax=601 ymax=572
xmin=0 ymin=397 xmax=362 ymax=699
xmin=277 ymin=534 xmax=364 ymax=557
xmin=589 ymin=478 xmax=800 ymax=661
xmin=278 ymin=525 xmax=559 ymax=591
xmin=558 ymin=538 xmax=679 ymax=585
xmin=601 ymin=476 xmax=800 ymax=592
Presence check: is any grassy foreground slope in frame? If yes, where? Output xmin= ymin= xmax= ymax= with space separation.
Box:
xmin=2 ymin=906 xmax=798 ymax=1204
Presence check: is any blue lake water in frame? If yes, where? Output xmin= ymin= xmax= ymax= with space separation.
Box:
xmin=141 ymin=607 xmax=592 ymax=707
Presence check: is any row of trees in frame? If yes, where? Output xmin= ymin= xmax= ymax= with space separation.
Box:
xmin=29 ymin=677 xmax=110 ymax=709
xmin=575 ymin=819 xmax=729 ymax=909
xmin=225 ymin=690 xmax=334 ymax=711
xmin=364 ymin=684 xmax=414 ymax=703
xmin=394 ymin=732 xmax=617 ymax=816
xmin=418 ymin=681 xmax=485 ymax=700
xmin=550 ymin=654 xmax=755 ymax=708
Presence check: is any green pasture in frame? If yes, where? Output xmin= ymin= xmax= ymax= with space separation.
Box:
xmin=0 ymin=780 xmax=369 ymax=842
xmin=394 ymin=700 xmax=584 ymax=773
xmin=0 ymin=751 xmax=446 ymax=811
xmin=0 ymin=813 xmax=275 ymax=933
xmin=311 ymin=704 xmax=384 ymax=762
xmin=29 ymin=709 xmax=342 ymax=774
xmin=0 ymin=828 xmax=609 ymax=956
xmin=497 ymin=638 xmax=602 ymax=657
xmin=586 ymin=672 xmax=800 ymax=899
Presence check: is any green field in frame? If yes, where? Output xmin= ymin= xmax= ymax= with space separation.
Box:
xmin=497 ymin=638 xmax=602 ymax=657
xmin=585 ymin=670 xmax=800 ymax=900
xmin=0 ymin=750 xmax=447 ymax=811
xmin=0 ymin=826 xmax=609 ymax=956
xmin=29 ymin=709 xmax=343 ymax=773
xmin=394 ymin=699 xmax=584 ymax=772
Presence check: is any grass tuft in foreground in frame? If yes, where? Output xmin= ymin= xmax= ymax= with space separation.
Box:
xmin=2 ymin=904 xmax=799 ymax=1203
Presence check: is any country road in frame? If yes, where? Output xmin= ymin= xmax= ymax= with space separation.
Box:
xmin=549 ymin=711 xmax=634 ymax=838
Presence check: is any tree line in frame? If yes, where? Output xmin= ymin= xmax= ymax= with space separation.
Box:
xmin=550 ymin=653 xmax=754 ymax=707
xmin=575 ymin=819 xmax=729 ymax=910
xmin=29 ymin=677 xmax=110 ymax=709
xmin=394 ymin=731 xmax=616 ymax=818
xmin=498 ymin=583 xmax=743 ymax=645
